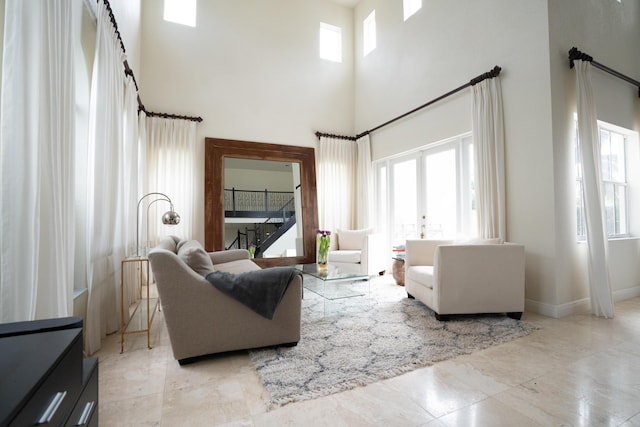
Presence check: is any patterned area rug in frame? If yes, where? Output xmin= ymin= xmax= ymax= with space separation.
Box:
xmin=249 ymin=278 xmax=539 ymax=409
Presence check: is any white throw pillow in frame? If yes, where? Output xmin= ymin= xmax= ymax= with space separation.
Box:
xmin=337 ymin=228 xmax=373 ymax=250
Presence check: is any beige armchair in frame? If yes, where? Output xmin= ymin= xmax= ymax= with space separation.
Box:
xmin=404 ymin=239 xmax=525 ymax=321
xmin=149 ymin=237 xmax=302 ymax=364
xmin=327 ymin=228 xmax=387 ymax=276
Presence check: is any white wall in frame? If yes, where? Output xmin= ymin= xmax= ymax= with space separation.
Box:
xmin=139 ymin=0 xmax=354 ymax=242
xmin=548 ymin=0 xmax=640 ymax=312
xmin=353 ymin=0 xmax=558 ymax=309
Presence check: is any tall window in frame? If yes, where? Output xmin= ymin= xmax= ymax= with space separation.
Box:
xmin=320 ymin=22 xmax=342 ymax=63
xmin=363 ymin=10 xmax=376 ymax=56
xmin=575 ymin=120 xmax=632 ymax=239
xmin=375 ymin=135 xmax=475 ymax=248
xmin=164 ymin=0 xmax=197 ymax=27
xmin=403 ymin=0 xmax=422 ymax=21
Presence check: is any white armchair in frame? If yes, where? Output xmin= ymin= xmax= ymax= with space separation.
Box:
xmin=327 ymin=228 xmax=387 ymax=276
xmin=404 ymin=239 xmax=525 ymax=321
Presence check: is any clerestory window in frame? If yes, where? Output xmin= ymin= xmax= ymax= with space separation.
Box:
xmin=403 ymin=0 xmax=422 ymax=21
xmin=363 ymin=10 xmax=376 ymax=56
xmin=319 ymin=22 xmax=342 ymax=63
xmin=164 ymin=0 xmax=197 ymax=27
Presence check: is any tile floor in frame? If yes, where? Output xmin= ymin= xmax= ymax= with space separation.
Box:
xmin=96 ymin=275 xmax=640 ymax=426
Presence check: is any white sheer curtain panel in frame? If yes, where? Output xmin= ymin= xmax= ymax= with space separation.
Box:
xmin=121 ymin=76 xmax=142 ymax=309
xmin=84 ymin=1 xmax=135 ymax=354
xmin=0 ymin=0 xmax=76 ymax=321
xmin=144 ymin=116 xmax=196 ymax=247
xmin=356 ymin=134 xmax=374 ymax=229
xmin=574 ymin=60 xmax=614 ymax=318
xmin=472 ymin=76 xmax=506 ymax=240
xmin=317 ymin=136 xmax=357 ymax=234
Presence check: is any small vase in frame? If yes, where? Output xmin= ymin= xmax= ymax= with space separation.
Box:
xmin=317 ymin=233 xmax=330 ymax=266
xmin=318 ymin=250 xmax=328 ymax=265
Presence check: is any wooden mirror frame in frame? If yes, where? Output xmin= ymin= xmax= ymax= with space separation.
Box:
xmin=204 ymin=138 xmax=318 ymax=267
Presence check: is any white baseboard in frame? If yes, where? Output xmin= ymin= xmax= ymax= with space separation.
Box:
xmin=525 ymin=285 xmax=640 ymax=318
xmin=613 ymin=286 xmax=640 ymax=302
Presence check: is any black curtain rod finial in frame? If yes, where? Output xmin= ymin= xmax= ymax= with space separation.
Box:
xmin=569 ymin=47 xmax=638 ymax=97
xmin=568 ymin=47 xmax=593 ymax=68
xmin=469 ymin=65 xmax=502 ymax=86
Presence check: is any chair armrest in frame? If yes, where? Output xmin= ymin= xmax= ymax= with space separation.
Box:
xmin=361 ymin=233 xmax=386 ymax=275
xmin=405 ymin=239 xmax=453 ymax=267
xmin=209 ymin=249 xmax=250 ymax=265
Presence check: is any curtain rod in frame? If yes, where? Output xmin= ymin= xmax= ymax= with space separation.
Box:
xmin=315 ymin=65 xmax=502 ymax=141
xmin=355 ymin=65 xmax=501 ymax=139
xmin=144 ymin=110 xmax=204 ymax=123
xmin=569 ymin=47 xmax=640 ymax=98
xmin=99 ymin=0 xmax=204 ymax=122
xmin=314 ymin=132 xmax=356 ymax=141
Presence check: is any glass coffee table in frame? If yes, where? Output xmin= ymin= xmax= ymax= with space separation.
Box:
xmin=295 ymin=264 xmax=370 ymax=316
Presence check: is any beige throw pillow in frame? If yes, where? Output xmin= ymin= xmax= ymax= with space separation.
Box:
xmin=177 ymin=240 xmax=215 ymax=276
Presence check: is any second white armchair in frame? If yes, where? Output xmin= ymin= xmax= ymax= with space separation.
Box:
xmin=404 ymin=239 xmax=525 ymax=321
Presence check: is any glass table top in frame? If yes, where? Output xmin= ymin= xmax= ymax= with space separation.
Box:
xmin=294 ymin=263 xmax=369 ymax=282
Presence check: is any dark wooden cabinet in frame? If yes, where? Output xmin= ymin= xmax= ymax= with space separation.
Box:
xmin=65 ymin=358 xmax=98 ymax=427
xmin=0 ymin=323 xmax=98 ymax=427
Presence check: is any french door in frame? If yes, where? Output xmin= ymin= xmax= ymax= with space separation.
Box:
xmin=375 ymin=135 xmax=476 ymax=250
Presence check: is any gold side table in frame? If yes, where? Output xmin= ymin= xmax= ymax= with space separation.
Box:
xmin=120 ymin=257 xmax=158 ymax=353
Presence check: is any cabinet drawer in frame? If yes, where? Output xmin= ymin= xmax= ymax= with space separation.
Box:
xmin=65 ymin=358 xmax=98 ymax=427
xmin=8 ymin=332 xmax=82 ymax=427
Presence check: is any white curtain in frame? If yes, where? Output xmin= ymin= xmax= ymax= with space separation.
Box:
xmin=317 ymin=136 xmax=357 ymax=235
xmin=574 ymin=60 xmax=614 ymax=318
xmin=84 ymin=1 xmax=140 ymax=354
xmin=121 ymin=77 xmax=141 ymax=309
xmin=144 ymin=116 xmax=196 ymax=247
xmin=472 ymin=76 xmax=506 ymax=240
xmin=356 ymin=134 xmax=374 ymax=229
xmin=0 ymin=0 xmax=76 ymax=321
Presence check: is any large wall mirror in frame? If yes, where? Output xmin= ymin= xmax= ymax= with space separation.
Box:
xmin=205 ymin=138 xmax=318 ymax=267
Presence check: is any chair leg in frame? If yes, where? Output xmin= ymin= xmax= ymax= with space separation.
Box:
xmin=407 ymin=293 xmax=415 ymax=299
xmin=507 ymin=312 xmax=523 ymax=320
xmin=434 ymin=313 xmax=450 ymax=321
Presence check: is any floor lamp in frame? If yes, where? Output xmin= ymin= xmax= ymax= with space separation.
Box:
xmin=136 ymin=192 xmax=180 ymax=257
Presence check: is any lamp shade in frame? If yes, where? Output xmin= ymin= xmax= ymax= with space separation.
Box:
xmin=162 ymin=210 xmax=181 ymax=225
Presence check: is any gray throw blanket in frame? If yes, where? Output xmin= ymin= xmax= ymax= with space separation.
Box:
xmin=205 ymin=267 xmax=301 ymax=320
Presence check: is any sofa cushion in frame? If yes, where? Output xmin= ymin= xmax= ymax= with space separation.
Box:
xmin=406 ymin=266 xmax=435 ymax=289
xmin=337 ymin=228 xmax=373 ymax=250
xmin=213 ymin=259 xmax=261 ymax=274
xmin=327 ymin=250 xmax=361 ymax=264
xmin=177 ymin=240 xmax=215 ymax=276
